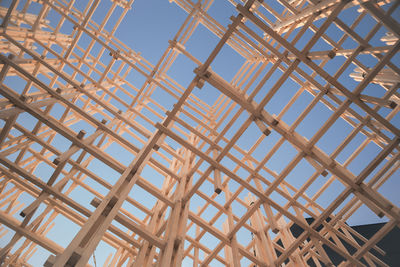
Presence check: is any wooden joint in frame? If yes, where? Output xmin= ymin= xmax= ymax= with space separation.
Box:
xmin=321 ymin=170 xmax=328 ymax=177
xmin=101 ymin=196 xmax=119 ymax=216
xmin=53 ymin=157 xmax=61 ymax=165
xmin=169 ymin=40 xmax=185 ymax=52
xmin=263 ymin=128 xmax=271 ymax=136
xmin=7 ymin=54 xmax=16 ymax=60
xmin=327 ymin=50 xmax=336 ymax=59
xmin=66 ymin=251 xmax=81 ymax=267
xmin=128 ymin=168 xmax=137 ymax=181
xmin=300 ymin=151 xmax=309 ymax=158
xmin=254 ymin=117 xmax=271 ymax=136
xmin=169 ymin=39 xmax=177 ymax=48
xmin=358 ymin=45 xmax=367 ymax=52
xmin=314 ymin=10 xmax=322 ymax=16
xmin=196 ymin=78 xmax=205 ymax=89
xmin=214 ymin=167 xmax=222 ymax=194
xmin=271 ymin=119 xmax=279 ymax=126
xmin=328 ymin=160 xmax=337 ymax=169
xmin=175 ymin=199 xmax=182 ymax=208
xmin=174 ymin=236 xmax=182 ymax=248
xmin=194 ymin=67 xmax=211 ymax=89
xmin=109 ymin=50 xmax=120 ymax=60
xmin=214 ymin=187 xmax=222 ymax=194
xmin=76 ymin=130 xmax=86 ymax=140
xmin=324 ymin=86 xmax=331 ymax=95
xmin=271 ymin=227 xmax=279 ymax=234
xmin=377 ymin=211 xmax=385 ymax=218
xmin=389 ymin=101 xmax=397 ymax=109
xmin=90 ymin=197 xmax=101 ymax=208
xmin=19 ymin=95 xmax=33 ymax=103
xmin=44 ymin=255 xmax=56 ymax=267
xmin=224 ymin=202 xmax=231 ymax=210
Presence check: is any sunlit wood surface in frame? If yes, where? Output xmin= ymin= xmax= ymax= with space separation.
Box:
xmin=0 ymin=0 xmax=399 ymax=266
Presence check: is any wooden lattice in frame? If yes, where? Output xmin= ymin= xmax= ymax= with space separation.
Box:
xmin=0 ymin=0 xmax=399 ymax=266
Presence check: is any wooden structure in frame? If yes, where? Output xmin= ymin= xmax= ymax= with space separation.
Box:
xmin=0 ymin=0 xmax=399 ymax=266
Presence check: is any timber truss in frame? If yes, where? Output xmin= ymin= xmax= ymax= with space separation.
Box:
xmin=0 ymin=0 xmax=399 ymax=266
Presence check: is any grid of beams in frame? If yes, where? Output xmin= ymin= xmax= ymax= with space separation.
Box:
xmin=0 ymin=0 xmax=399 ymax=266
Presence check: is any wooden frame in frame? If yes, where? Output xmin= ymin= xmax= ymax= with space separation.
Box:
xmin=0 ymin=0 xmax=399 ymax=266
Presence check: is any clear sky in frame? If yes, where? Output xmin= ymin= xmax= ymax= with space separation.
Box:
xmin=0 ymin=0 xmax=399 ymax=266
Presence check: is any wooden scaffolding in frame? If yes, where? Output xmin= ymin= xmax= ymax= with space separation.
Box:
xmin=0 ymin=0 xmax=399 ymax=266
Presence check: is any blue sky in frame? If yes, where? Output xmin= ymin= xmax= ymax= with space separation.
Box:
xmin=1 ymin=0 xmax=399 ymax=266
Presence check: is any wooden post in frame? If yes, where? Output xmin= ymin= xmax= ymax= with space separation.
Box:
xmin=0 ymin=0 xmax=398 ymax=266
